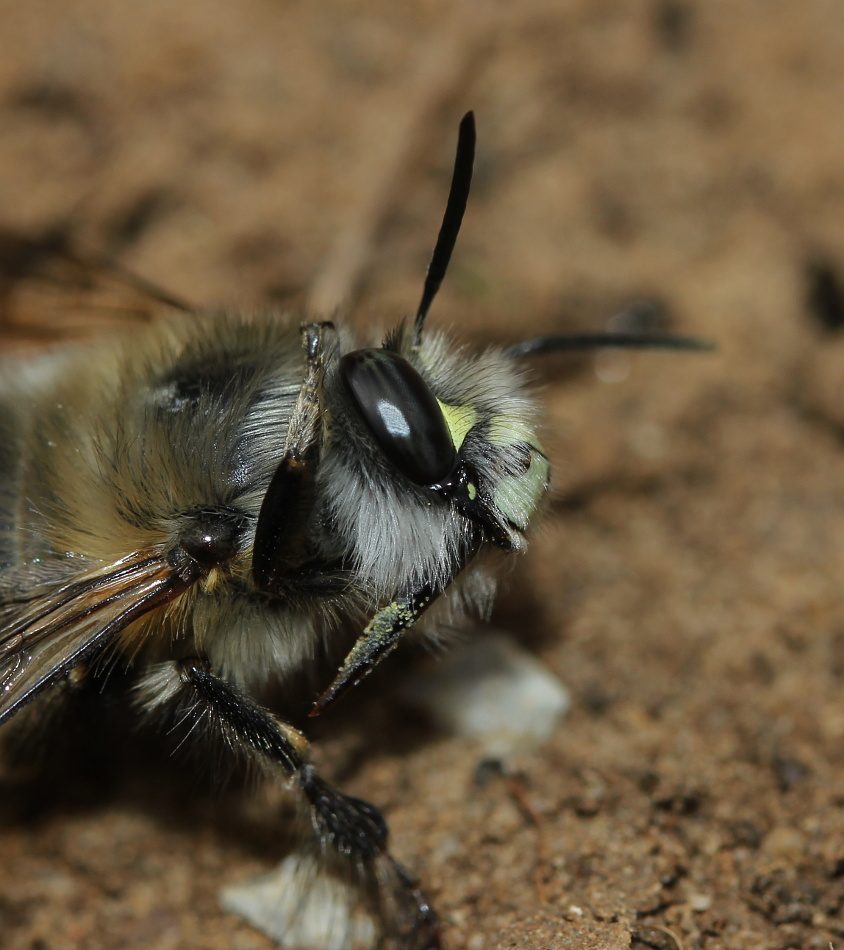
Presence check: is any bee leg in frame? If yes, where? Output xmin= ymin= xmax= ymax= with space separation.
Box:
xmin=176 ymin=657 xmax=309 ymax=773
xmin=176 ymin=657 xmax=390 ymax=855
xmin=252 ymin=321 xmax=334 ymax=592
xmin=167 ymin=658 xmax=442 ymax=948
xmin=312 ymin=582 xmax=442 ymax=715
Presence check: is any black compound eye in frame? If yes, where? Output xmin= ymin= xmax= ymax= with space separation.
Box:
xmin=340 ymin=349 xmax=456 ymax=486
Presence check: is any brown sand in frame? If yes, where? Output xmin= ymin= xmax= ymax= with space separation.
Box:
xmin=2 ymin=2 xmax=844 ymax=948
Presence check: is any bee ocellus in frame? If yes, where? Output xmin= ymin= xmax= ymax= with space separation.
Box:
xmin=0 ymin=112 xmax=710 ymax=949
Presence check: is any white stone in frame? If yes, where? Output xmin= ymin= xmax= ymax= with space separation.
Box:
xmin=221 ymin=852 xmax=377 ymax=950
xmin=398 ymin=631 xmax=570 ymax=756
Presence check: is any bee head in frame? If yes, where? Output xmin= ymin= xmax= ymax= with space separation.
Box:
xmin=337 ymin=340 xmax=548 ymax=555
xmin=302 ymin=323 xmax=548 ymax=716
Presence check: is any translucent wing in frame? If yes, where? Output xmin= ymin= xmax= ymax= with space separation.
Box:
xmin=0 ymin=552 xmax=191 ymax=725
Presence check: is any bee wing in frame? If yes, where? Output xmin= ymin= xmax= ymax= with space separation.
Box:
xmin=0 ymin=553 xmax=191 ymax=725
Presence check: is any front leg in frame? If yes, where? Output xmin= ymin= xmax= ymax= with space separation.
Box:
xmin=137 ymin=658 xmax=442 ymax=949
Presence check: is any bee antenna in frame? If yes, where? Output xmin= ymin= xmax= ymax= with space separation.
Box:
xmin=413 ymin=111 xmax=476 ymax=347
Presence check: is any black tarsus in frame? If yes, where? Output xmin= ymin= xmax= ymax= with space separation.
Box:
xmin=390 ymin=859 xmax=445 ymax=950
xmin=503 ymin=331 xmax=714 ymax=360
xmin=413 ymin=111 xmax=476 ymax=346
xmin=299 ymin=765 xmax=389 ymax=858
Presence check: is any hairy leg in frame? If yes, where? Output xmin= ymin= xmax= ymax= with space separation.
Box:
xmin=137 ymin=657 xmax=442 ymax=950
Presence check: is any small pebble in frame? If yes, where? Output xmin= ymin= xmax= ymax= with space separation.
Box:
xmin=397 ymin=631 xmax=570 ymax=756
xmin=221 ymin=852 xmax=376 ymax=950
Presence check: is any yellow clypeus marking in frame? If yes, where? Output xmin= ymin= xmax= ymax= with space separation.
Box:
xmin=437 ymin=400 xmax=477 ymax=452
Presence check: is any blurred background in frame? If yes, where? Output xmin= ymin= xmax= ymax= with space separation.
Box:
xmin=3 ymin=2 xmax=844 ymax=948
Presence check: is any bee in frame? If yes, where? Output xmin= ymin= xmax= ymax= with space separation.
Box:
xmin=0 ymin=112 xmax=709 ymax=949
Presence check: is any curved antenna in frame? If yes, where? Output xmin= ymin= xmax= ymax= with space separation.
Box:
xmin=413 ymin=111 xmax=476 ymax=347
xmin=503 ymin=332 xmax=714 ymax=360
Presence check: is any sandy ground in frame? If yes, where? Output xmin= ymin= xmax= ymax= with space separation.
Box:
xmin=2 ymin=2 xmax=844 ymax=948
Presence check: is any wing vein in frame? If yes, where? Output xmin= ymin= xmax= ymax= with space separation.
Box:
xmin=0 ymin=553 xmax=192 ymax=725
